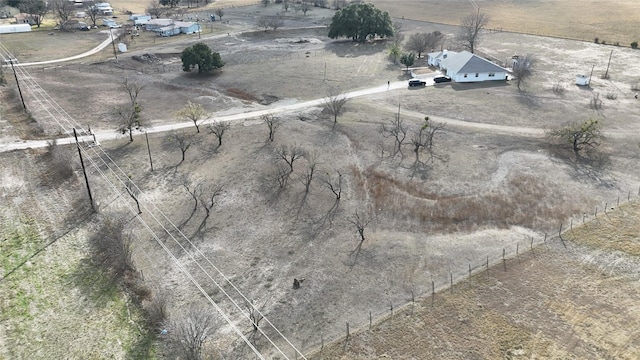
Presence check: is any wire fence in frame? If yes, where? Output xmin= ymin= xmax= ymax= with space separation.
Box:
xmin=308 ymin=187 xmax=640 ymax=356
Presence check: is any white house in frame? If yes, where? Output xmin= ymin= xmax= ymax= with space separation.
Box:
xmin=430 ymin=50 xmax=508 ymax=83
xmin=145 ymin=19 xmax=199 ymax=36
xmin=427 ymin=50 xmax=457 ymax=67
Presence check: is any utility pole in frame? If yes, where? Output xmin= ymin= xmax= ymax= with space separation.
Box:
xmin=604 ymin=49 xmax=613 ymax=79
xmin=145 ymin=131 xmax=154 ymax=171
xmin=73 ymin=128 xmax=95 ymax=212
xmin=9 ymin=60 xmax=26 ymax=110
xmin=109 ymin=27 xmax=118 ymax=63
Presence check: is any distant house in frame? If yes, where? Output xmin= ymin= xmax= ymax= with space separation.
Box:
xmin=14 ymin=13 xmax=36 ymax=26
xmin=429 ymin=50 xmax=508 ymax=83
xmin=145 ymin=18 xmax=199 ymax=36
xmin=129 ymin=14 xmax=151 ymax=25
xmin=94 ymin=3 xmax=113 ymax=16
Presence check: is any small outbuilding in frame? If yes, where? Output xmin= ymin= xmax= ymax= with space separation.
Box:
xmin=0 ymin=23 xmax=32 ymax=34
xmin=576 ymin=74 xmax=590 ymax=86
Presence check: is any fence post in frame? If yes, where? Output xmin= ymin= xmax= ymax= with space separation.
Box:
xmin=450 ymin=272 xmax=453 ymax=293
xmin=502 ymin=248 xmax=506 ymax=271
xmin=431 ymin=281 xmax=435 ymax=307
xmin=346 ymin=322 xmax=349 ymax=339
xmin=389 ymin=300 xmax=393 ymax=319
xmin=628 ymin=190 xmax=631 ymax=201
xmin=595 ymin=207 xmax=598 ymax=217
xmin=570 ymin=218 xmax=573 ymax=231
xmin=468 ymin=263 xmax=471 ymax=280
xmin=369 ymin=311 xmax=372 ymax=330
xmin=485 ymin=255 xmax=489 ymax=276
xmin=617 ymin=196 xmax=620 ymax=206
xmin=604 ymin=202 xmax=608 ymax=213
xmin=544 ymin=233 xmax=547 ymax=243
xmin=516 ymin=243 xmax=520 ymax=263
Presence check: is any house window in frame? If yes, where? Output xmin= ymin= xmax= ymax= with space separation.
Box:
xmin=488 ymin=72 xmax=495 ymax=77
xmin=463 ymin=73 xmax=468 ymax=78
xmin=475 ymin=73 xmax=479 ymax=77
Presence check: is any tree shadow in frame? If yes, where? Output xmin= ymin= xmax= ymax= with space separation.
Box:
xmin=546 ymin=145 xmax=613 ymax=187
xmin=515 ymin=89 xmax=541 ymax=108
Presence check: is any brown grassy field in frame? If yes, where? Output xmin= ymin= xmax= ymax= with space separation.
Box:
xmin=2 ymin=2 xmax=640 ymax=359
xmin=370 ymin=0 xmax=640 ymax=45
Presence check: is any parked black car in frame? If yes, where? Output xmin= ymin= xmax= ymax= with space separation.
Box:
xmin=408 ymin=79 xmax=427 ymax=87
xmin=433 ymin=76 xmax=452 ymax=83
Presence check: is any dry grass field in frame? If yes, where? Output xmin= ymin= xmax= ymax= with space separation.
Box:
xmin=2 ymin=2 xmax=640 ymax=359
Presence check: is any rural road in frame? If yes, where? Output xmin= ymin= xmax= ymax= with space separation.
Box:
xmin=0 ymin=78 xmax=549 ymax=153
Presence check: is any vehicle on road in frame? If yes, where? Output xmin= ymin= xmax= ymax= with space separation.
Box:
xmin=434 ymin=76 xmax=452 ymax=83
xmin=408 ymin=79 xmax=427 ymax=87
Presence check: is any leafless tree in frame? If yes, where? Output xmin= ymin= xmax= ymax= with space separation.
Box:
xmin=299 ymin=152 xmax=319 ymax=194
xmin=297 ymin=1 xmax=312 ymax=15
xmin=146 ymin=0 xmax=165 ymax=18
xmin=182 ymin=178 xmax=202 ymax=215
xmin=512 ymin=54 xmax=535 ymax=90
xmin=458 ymin=10 xmax=489 ymax=54
xmin=207 ymin=122 xmax=230 ymax=147
xmin=323 ymin=90 xmax=349 ymax=130
xmin=256 ymin=16 xmax=269 ymax=31
xmin=406 ymin=31 xmax=444 ymax=58
xmin=84 ymin=1 xmax=102 ymax=27
xmin=282 ymin=0 xmax=291 ymax=12
xmin=275 ymin=144 xmax=306 ymax=173
xmin=380 ymin=113 xmax=408 ymax=158
xmin=267 ymin=16 xmax=284 ymax=31
xmin=214 ymin=8 xmax=224 ymax=20
xmin=165 ymin=131 xmax=194 ymax=164
xmin=244 ymin=297 xmax=268 ymax=343
xmin=347 ymin=210 xmax=371 ymax=265
xmin=196 ymin=183 xmax=224 ymax=233
xmin=323 ymin=170 xmax=342 ymax=204
xmin=176 ymin=101 xmax=207 ymax=133
xmin=409 ymin=116 xmax=445 ymax=168
xmin=390 ymin=21 xmax=404 ymax=47
xmin=165 ymin=304 xmax=217 ymax=360
xmin=125 ymin=175 xmax=142 ymax=214
xmin=261 ymin=0 xmax=270 ymax=6
xmin=262 ymin=114 xmax=281 ymax=142
xmin=144 ymin=290 xmax=168 ymax=332
xmin=117 ymin=78 xmax=145 ymax=142
xmin=49 ymin=0 xmax=75 ymax=29
xmin=546 ymin=119 xmax=603 ymax=157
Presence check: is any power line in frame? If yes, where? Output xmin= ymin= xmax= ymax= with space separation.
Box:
xmin=0 ymin=45 xmax=307 ymax=359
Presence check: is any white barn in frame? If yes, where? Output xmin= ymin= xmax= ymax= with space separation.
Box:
xmin=431 ymin=50 xmax=508 ymax=83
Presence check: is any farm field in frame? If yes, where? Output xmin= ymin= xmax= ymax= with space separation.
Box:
xmin=1 ymin=1 xmax=640 ymax=359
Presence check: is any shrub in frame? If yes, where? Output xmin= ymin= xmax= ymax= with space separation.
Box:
xmin=594 ymin=37 xmax=599 ymax=44
xmin=614 ymin=42 xmax=620 ymax=46
xmin=631 ymin=41 xmax=638 ymax=49
xmin=601 ymin=40 xmax=607 ymax=45
xmin=552 ymin=82 xmax=566 ymax=96
xmin=606 ymin=91 xmax=618 ymax=100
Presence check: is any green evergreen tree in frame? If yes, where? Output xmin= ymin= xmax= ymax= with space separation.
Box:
xmin=181 ymin=43 xmax=225 ymax=73
xmin=328 ymin=3 xmax=393 ymax=42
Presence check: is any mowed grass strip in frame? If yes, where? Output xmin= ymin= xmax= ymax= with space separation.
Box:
xmin=0 ymin=216 xmax=155 ymax=359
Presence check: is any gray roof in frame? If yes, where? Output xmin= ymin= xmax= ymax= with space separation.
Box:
xmin=427 ymin=50 xmax=458 ymax=60
xmin=440 ymin=51 xmax=506 ymax=74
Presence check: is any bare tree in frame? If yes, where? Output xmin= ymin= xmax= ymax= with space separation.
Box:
xmin=267 ymin=16 xmax=284 ymax=31
xmin=146 ymin=0 xmax=165 ymax=18
xmin=197 ymin=183 xmax=224 ymax=233
xmin=165 ymin=304 xmax=217 ymax=360
xmin=409 ymin=116 xmax=445 ymax=168
xmin=275 ymin=144 xmax=306 ymax=173
xmin=282 ymin=0 xmax=291 ymax=12
xmin=323 ymin=170 xmax=342 ymax=205
xmin=406 ymin=31 xmax=444 ymax=58
xmin=262 ymin=114 xmax=281 ymax=142
xmin=261 ymin=0 xmax=270 ymax=6
xmin=165 ymin=131 xmax=194 ymax=164
xmin=390 ymin=21 xmax=404 ymax=47
xmin=297 ymin=1 xmax=312 ymax=15
xmin=181 ymin=177 xmax=202 ymax=224
xmin=546 ymin=119 xmax=603 ymax=157
xmin=176 ymin=101 xmax=207 ymax=133
xmin=458 ymin=10 xmax=489 ymax=54
xmin=214 ymin=8 xmax=224 ymax=20
xmin=244 ymin=298 xmax=268 ymax=342
xmin=512 ymin=54 xmax=535 ymax=90
xmin=207 ymin=122 xmax=230 ymax=147
xmin=125 ymin=176 xmax=142 ymax=214
xmin=85 ymin=1 xmax=102 ymax=27
xmin=347 ymin=210 xmax=371 ymax=264
xmin=19 ymin=0 xmax=48 ymax=28
xmin=256 ymin=16 xmax=269 ymax=31
xmin=380 ymin=113 xmax=407 ymax=158
xmin=299 ymin=152 xmax=319 ymax=194
xmin=49 ymin=0 xmax=75 ymax=29
xmin=117 ymin=78 xmax=145 ymax=142
xmin=323 ymin=90 xmax=349 ymax=130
